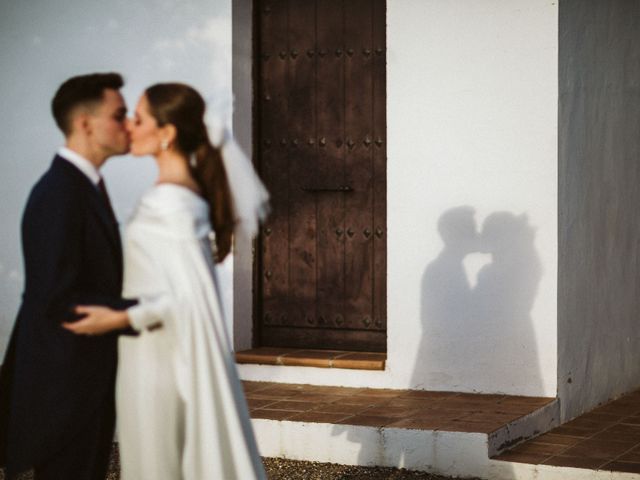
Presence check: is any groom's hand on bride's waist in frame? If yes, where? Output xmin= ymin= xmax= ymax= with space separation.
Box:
xmin=62 ymin=305 xmax=130 ymax=336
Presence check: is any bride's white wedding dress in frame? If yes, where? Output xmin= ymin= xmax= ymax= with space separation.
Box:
xmin=116 ymin=184 xmax=265 ymax=480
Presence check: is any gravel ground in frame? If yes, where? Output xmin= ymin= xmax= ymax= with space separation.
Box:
xmin=1 ymin=447 xmax=479 ymax=479
xmin=262 ymin=457 xmax=479 ymax=479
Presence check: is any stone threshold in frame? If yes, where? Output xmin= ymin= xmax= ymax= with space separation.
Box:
xmin=236 ymin=347 xmax=386 ymax=370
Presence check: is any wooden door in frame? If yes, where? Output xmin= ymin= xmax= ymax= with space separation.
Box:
xmin=255 ymin=0 xmax=386 ymax=352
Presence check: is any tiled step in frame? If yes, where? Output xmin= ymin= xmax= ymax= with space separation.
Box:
xmin=237 ymin=347 xmax=386 ymax=370
xmin=243 ymin=381 xmax=558 ymax=478
xmin=491 ymin=388 xmax=640 ymax=479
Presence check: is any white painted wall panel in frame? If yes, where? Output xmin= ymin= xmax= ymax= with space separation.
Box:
xmin=558 ymin=0 xmax=640 ymax=420
xmin=386 ymin=0 xmax=558 ymax=396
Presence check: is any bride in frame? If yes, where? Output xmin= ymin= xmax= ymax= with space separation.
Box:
xmin=63 ymin=83 xmax=267 ymax=480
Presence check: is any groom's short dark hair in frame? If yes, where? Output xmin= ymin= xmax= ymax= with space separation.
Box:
xmin=52 ymin=72 xmax=124 ymax=136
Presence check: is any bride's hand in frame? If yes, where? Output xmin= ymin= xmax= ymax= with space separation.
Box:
xmin=62 ymin=306 xmax=129 ymax=335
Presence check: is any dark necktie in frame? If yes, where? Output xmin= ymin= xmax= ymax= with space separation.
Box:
xmin=97 ymin=178 xmax=118 ymax=226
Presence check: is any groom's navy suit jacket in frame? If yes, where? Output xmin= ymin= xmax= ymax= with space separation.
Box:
xmin=0 ymin=156 xmax=135 ymax=474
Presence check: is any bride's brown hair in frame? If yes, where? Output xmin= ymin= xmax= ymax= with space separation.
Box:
xmin=145 ymin=83 xmax=234 ymax=261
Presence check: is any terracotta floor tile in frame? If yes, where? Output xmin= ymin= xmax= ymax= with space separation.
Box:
xmin=399 ymin=391 xmax=459 ymax=400
xmin=621 ymin=416 xmax=640 ymax=425
xmin=494 ymin=451 xmax=550 ymax=464
xmin=455 ymin=393 xmax=506 ymax=403
xmin=601 ymin=461 xmax=640 ymax=474
xmin=616 ymin=447 xmax=640 ymax=463
xmin=246 ymin=398 xmax=278 ymax=409
xmin=236 ymin=347 xmax=290 ymax=365
xmin=302 ymin=385 xmax=364 ymax=396
xmin=592 ymin=403 xmax=640 ymax=416
xmin=312 ymin=403 xmax=369 ymax=415
xmin=591 ymin=424 xmax=640 ymax=446
xmin=267 ymin=400 xmax=315 ymax=412
xmin=388 ymin=398 xmax=436 ymax=409
xmin=579 ymin=411 xmax=626 ymax=423
xmin=288 ymin=411 xmax=353 ymax=424
xmin=533 ymin=433 xmax=582 ymax=447
xmin=498 ymin=396 xmax=555 ymax=407
xmin=386 ymin=417 xmax=447 ymax=430
xmin=338 ymin=415 xmax=397 ymax=428
xmin=409 ymin=410 xmax=466 ymax=422
xmin=603 ymin=423 xmax=640 ymax=436
xmin=461 ymin=412 xmax=521 ymax=424
xmin=337 ymin=395 xmax=389 ymax=407
xmin=490 ymin=403 xmax=542 ymax=416
xmin=562 ymin=439 xmax=633 ymax=459
xmin=237 ymin=348 xmax=385 ymax=371
xmin=354 ymin=388 xmax=403 ymax=398
xmin=438 ymin=398 xmax=503 ymax=411
xmin=251 ymin=409 xmax=299 ymax=421
xmin=294 ymin=393 xmax=345 ymax=403
xmin=258 ymin=383 xmax=308 ymax=394
xmin=563 ymin=417 xmax=615 ymax=432
xmin=542 ymin=455 xmax=606 ymax=469
xmin=442 ymin=419 xmax=502 ymax=434
xmin=612 ymin=397 xmax=640 ymax=406
xmin=279 ymin=350 xmax=348 ymax=368
xmin=248 ymin=389 xmax=303 ymax=399
xmin=590 ymin=430 xmax=640 ymax=445
xmin=283 ymin=350 xmax=344 ymax=359
xmin=242 ymin=381 xmax=275 ymax=393
xmin=548 ymin=425 xmax=595 ymax=438
xmin=280 ymin=356 xmax=333 ymax=368
xmin=331 ymin=352 xmax=386 ymax=370
xmin=333 ymin=352 xmax=386 ymax=361
xmin=510 ymin=441 xmax=570 ymax=456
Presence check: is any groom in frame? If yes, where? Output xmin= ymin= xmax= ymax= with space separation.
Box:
xmin=0 ymin=73 xmax=135 ymax=479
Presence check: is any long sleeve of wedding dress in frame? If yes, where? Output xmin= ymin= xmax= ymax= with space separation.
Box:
xmin=126 ymin=294 xmax=171 ymax=331
xmin=117 ymin=185 xmax=265 ymax=480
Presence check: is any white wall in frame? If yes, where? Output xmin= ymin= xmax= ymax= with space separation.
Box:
xmin=237 ymin=0 xmax=558 ymax=396
xmin=558 ymin=0 xmax=640 ymax=421
xmin=0 ymin=0 xmax=233 ymax=355
xmin=386 ymin=0 xmax=558 ymax=396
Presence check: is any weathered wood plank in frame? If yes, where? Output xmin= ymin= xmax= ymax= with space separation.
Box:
xmin=287 ymin=0 xmax=317 ymax=329
xmin=372 ymin=0 xmax=387 ymax=334
xmin=344 ymin=0 xmax=375 ymax=338
xmin=258 ymin=0 xmax=290 ymax=333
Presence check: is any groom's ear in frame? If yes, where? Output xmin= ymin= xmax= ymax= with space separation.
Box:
xmin=67 ymin=110 xmax=90 ymax=137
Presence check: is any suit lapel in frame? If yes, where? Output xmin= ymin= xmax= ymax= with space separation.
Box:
xmin=87 ymin=188 xmax=123 ymax=254
xmin=53 ymin=157 xmax=123 ymax=263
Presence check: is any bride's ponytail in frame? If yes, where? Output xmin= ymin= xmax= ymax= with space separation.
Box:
xmin=145 ymin=83 xmax=235 ymax=262
xmin=191 ymin=139 xmax=234 ymax=261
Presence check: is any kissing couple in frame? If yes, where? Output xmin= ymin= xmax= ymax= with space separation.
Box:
xmin=0 ymin=72 xmax=268 ymax=480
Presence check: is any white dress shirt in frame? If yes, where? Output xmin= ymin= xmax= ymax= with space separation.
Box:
xmin=57 ymin=147 xmax=101 ymax=186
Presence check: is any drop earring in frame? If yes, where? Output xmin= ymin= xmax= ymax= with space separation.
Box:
xmin=160 ymin=139 xmax=169 ymax=150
